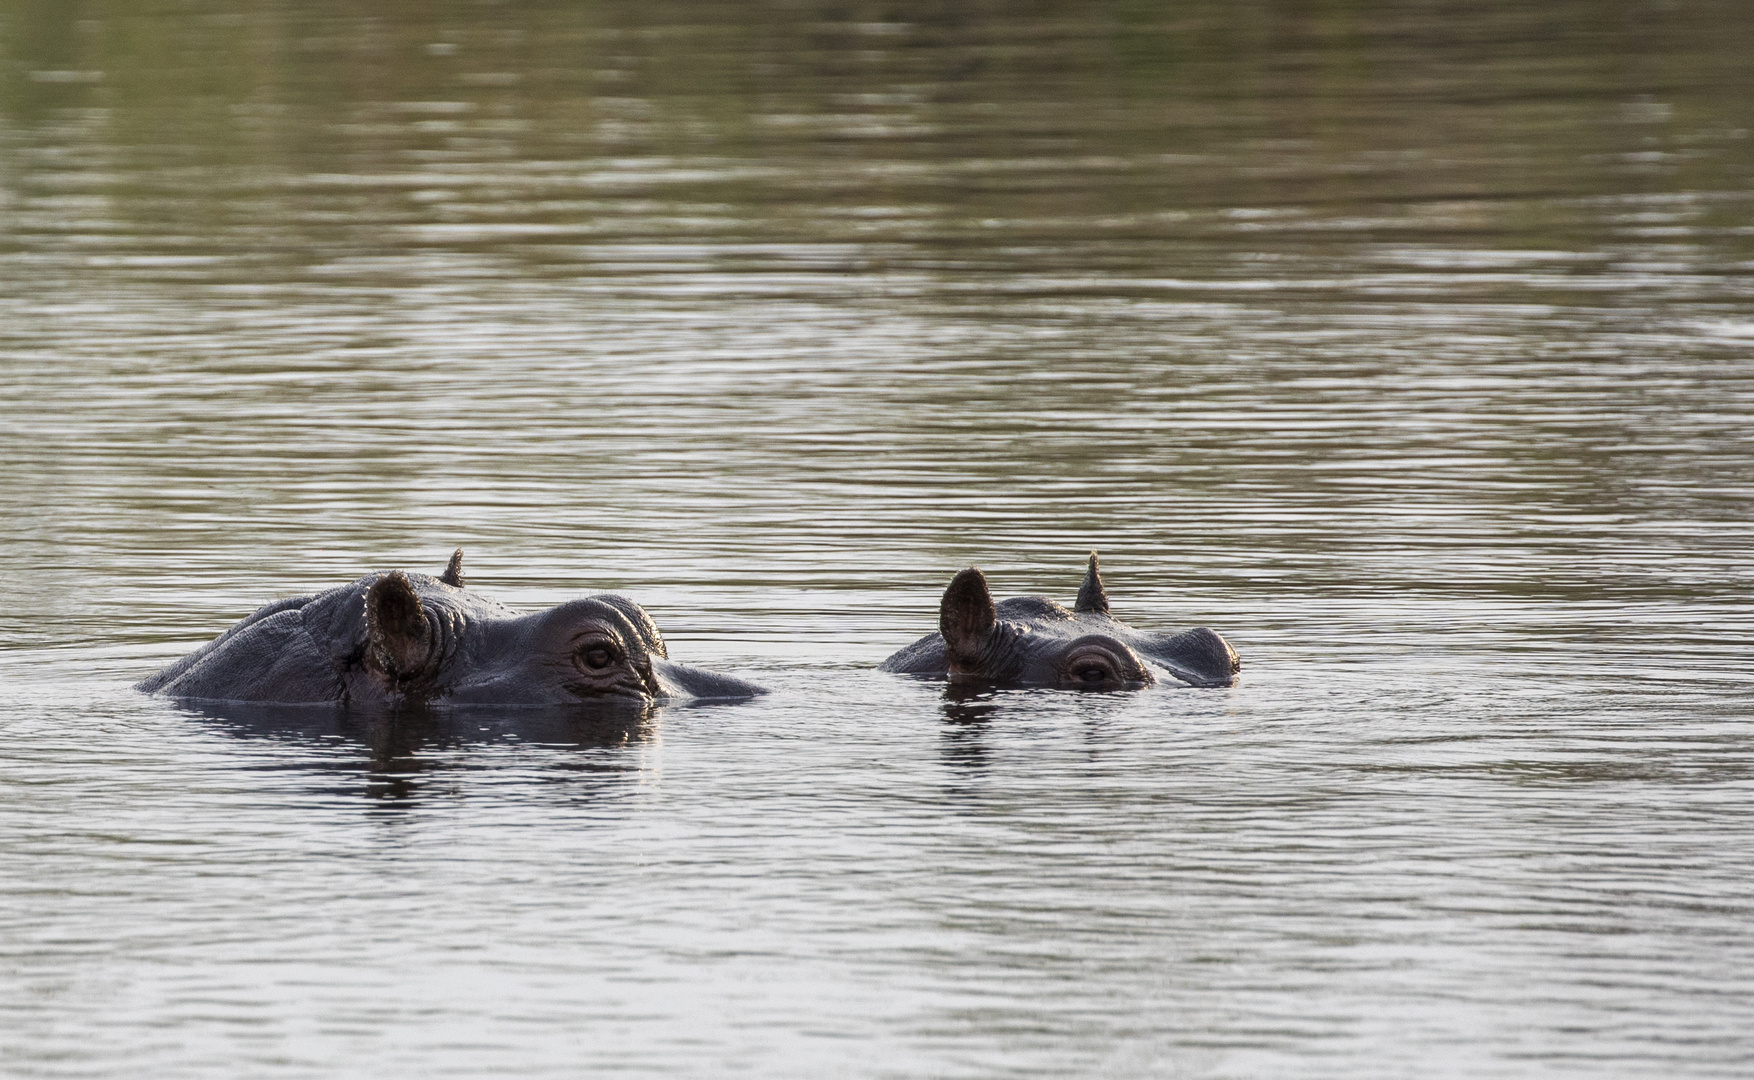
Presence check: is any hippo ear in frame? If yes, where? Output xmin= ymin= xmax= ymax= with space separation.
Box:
xmin=939 ymin=568 xmax=996 ymax=660
xmin=366 ymin=571 xmax=433 ymax=676
xmin=1074 ymin=551 xmax=1109 ymax=615
xmin=440 ymin=548 xmax=466 ymax=588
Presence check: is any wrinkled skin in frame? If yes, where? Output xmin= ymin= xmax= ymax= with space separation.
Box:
xmin=879 ymin=554 xmax=1240 ymax=690
xmin=137 ymin=550 xmax=765 ymax=706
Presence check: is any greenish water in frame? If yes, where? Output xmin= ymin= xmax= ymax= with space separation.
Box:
xmin=3 ymin=2 xmax=1753 ymax=1076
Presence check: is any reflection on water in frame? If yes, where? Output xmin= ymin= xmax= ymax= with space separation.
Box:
xmin=3 ymin=1 xmax=1754 ymax=1076
xmin=940 ymin=682 xmax=1001 ymax=728
xmin=939 ymin=683 xmax=998 ymax=781
xmin=176 ymin=699 xmax=662 ymax=807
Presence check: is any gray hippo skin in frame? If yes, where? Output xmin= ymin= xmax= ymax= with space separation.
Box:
xmin=880 ymin=554 xmax=1240 ymax=690
xmin=137 ymin=550 xmax=765 ymax=706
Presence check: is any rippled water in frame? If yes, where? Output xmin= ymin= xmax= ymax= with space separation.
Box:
xmin=4 ymin=2 xmax=1754 ymax=1075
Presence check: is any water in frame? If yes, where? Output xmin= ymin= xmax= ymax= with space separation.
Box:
xmin=3 ymin=1 xmax=1754 ymax=1075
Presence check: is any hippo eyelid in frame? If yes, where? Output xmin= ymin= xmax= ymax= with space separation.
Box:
xmin=1066 ymin=650 xmax=1119 ymax=671
xmin=1062 ymin=636 xmax=1132 ymax=663
xmin=566 ymin=621 xmax=623 ymax=648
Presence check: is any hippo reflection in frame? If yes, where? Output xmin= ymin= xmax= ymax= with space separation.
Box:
xmin=176 ymin=697 xmax=661 ymax=806
xmin=138 ymin=550 xmax=765 ymax=706
xmin=880 ymin=554 xmax=1240 ymax=690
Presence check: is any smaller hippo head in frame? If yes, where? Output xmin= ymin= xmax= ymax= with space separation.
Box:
xmin=882 ymin=554 xmax=1240 ymax=690
xmin=939 ymin=566 xmax=1156 ymax=690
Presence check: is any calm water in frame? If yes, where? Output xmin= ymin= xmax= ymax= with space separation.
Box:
xmin=3 ymin=2 xmax=1754 ymax=1075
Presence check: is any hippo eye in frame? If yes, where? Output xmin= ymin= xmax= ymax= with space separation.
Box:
xmin=1062 ymin=639 xmax=1142 ymax=690
xmin=579 ymin=644 xmax=617 ymax=670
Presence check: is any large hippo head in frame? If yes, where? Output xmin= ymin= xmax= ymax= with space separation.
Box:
xmin=879 ymin=555 xmax=1240 ymax=690
xmin=138 ymin=550 xmax=765 ymax=707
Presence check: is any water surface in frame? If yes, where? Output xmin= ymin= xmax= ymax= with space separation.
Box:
xmin=3 ymin=2 xmax=1753 ymax=1076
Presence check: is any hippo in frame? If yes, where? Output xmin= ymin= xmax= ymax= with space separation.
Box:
xmin=880 ymin=554 xmax=1240 ymax=690
xmin=137 ymin=550 xmax=765 ymax=706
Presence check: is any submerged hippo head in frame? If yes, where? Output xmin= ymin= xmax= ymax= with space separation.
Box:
xmin=138 ymin=550 xmax=765 ymax=707
xmin=879 ymin=554 xmax=1240 ymax=690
